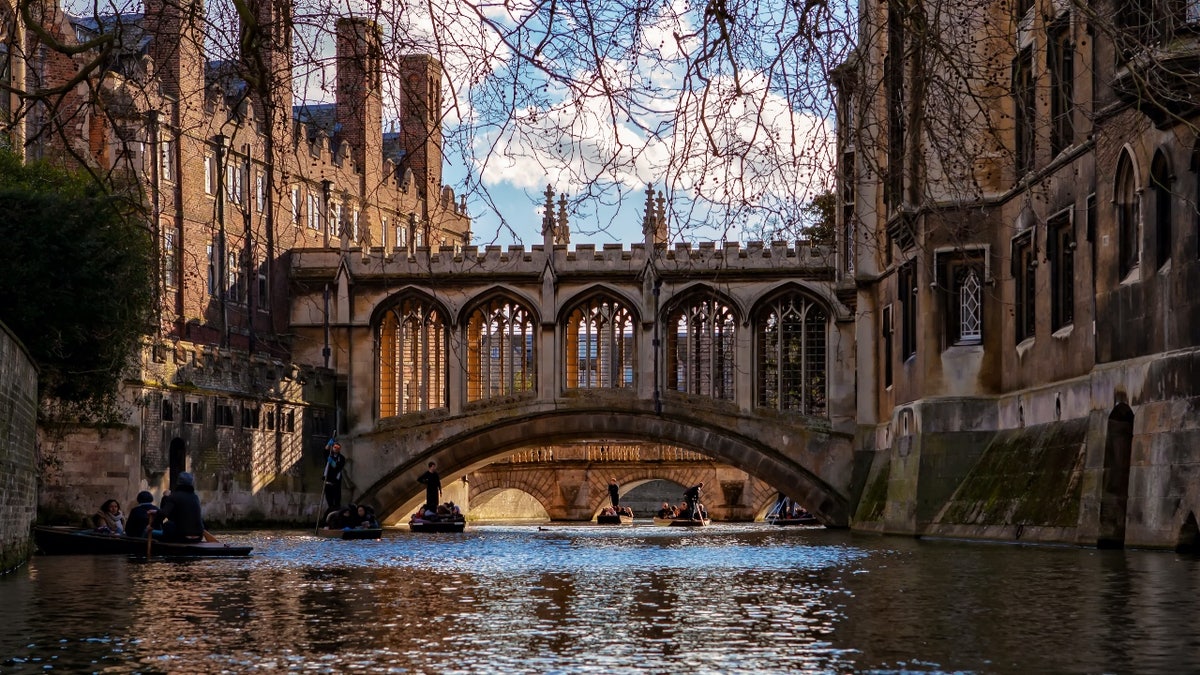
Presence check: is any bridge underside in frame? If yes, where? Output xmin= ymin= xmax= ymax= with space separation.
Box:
xmin=346 ymin=398 xmax=856 ymax=526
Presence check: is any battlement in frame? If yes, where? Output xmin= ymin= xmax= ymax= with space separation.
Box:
xmin=293 ymin=238 xmax=838 ymax=280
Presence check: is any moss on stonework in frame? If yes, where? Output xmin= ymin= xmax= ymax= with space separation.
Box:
xmin=855 ymin=459 xmax=890 ymax=522
xmin=938 ymin=418 xmax=1088 ymax=527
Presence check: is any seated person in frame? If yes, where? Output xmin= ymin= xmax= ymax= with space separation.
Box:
xmin=157 ymin=472 xmax=205 ymax=542
xmin=93 ymin=499 xmax=126 ymax=535
xmin=125 ymin=491 xmax=158 ymax=538
xmin=326 ymin=507 xmax=346 ymax=530
xmin=448 ymin=502 xmax=462 ymax=517
xmin=657 ymin=502 xmax=674 ymax=518
xmin=355 ymin=505 xmax=379 ymax=528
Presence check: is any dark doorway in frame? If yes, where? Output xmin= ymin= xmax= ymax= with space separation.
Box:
xmin=168 ymin=438 xmax=186 ymax=489
xmin=1098 ymin=402 xmax=1133 ymax=549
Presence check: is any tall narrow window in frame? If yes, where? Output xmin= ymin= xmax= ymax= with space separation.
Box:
xmin=1048 ymin=20 xmax=1074 ymax=157
xmin=203 ymin=153 xmax=214 ymax=194
xmin=756 ymin=292 xmax=827 ymax=415
xmin=256 ymin=172 xmax=265 ymax=212
xmin=226 ymin=250 xmax=242 ymax=303
xmin=307 ymin=192 xmax=321 ymax=231
xmin=1013 ymin=48 xmax=1036 ymax=177
xmin=206 ymin=243 xmax=217 ymax=296
xmin=290 ymin=186 xmax=300 ymax=225
xmin=161 ymin=134 xmax=174 ymax=183
xmin=466 ymin=297 xmax=537 ymax=402
xmin=1013 ymin=231 xmax=1036 ymax=342
xmin=1116 ymin=152 xmax=1140 ymax=278
xmin=1048 ymin=212 xmax=1075 ymax=330
xmin=665 ymin=293 xmax=737 ymax=400
xmin=378 ymin=297 xmax=447 ymax=416
xmin=1151 ymin=151 xmax=1172 ymax=268
xmin=163 ymin=227 xmax=177 ymax=289
xmin=938 ymin=250 xmax=986 ymax=345
xmin=882 ymin=304 xmax=894 ymax=388
xmin=899 ymin=261 xmax=917 ymax=359
xmin=564 ymin=295 xmax=636 ymax=389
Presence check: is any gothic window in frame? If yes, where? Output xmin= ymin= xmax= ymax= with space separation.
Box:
xmin=1048 ymin=211 xmax=1075 ymax=331
xmin=564 ymin=294 xmax=635 ymax=389
xmin=1013 ymin=48 xmax=1035 ymax=177
xmin=378 ymin=297 xmax=448 ymax=416
xmin=1013 ymin=231 xmax=1036 ymax=342
xmin=937 ymin=250 xmax=986 ymax=346
xmin=163 ymin=225 xmax=177 ymax=289
xmin=1151 ymin=151 xmax=1172 ymax=268
xmin=466 ymin=297 xmax=537 ymax=402
xmin=1116 ymin=151 xmax=1140 ymax=279
xmin=665 ymin=292 xmax=736 ymax=401
xmin=1048 ymin=20 xmax=1074 ymax=157
xmin=756 ymin=292 xmax=828 ymax=416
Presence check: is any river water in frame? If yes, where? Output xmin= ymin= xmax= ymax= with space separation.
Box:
xmin=1 ymin=523 xmax=1198 ymax=674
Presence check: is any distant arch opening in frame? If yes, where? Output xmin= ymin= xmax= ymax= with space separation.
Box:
xmin=470 ymin=488 xmax=550 ymax=522
xmin=1177 ymin=512 xmax=1199 ymax=555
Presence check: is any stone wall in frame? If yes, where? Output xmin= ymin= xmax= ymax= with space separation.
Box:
xmin=0 ymin=321 xmax=38 ymax=574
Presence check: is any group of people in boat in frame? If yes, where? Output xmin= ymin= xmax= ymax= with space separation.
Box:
xmin=654 ymin=482 xmax=709 ymax=520
xmin=91 ymin=471 xmax=207 ymax=542
xmin=325 ymin=503 xmax=380 ymax=530
xmin=600 ymin=505 xmax=634 ymax=518
xmin=408 ymin=460 xmax=465 ymax=523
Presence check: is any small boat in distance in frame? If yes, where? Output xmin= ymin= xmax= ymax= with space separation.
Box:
xmin=668 ymin=517 xmax=711 ymax=527
xmin=596 ymin=513 xmax=633 ymax=525
xmin=409 ymin=516 xmax=466 ymax=533
xmin=32 ymin=526 xmax=252 ymax=558
xmin=317 ymin=527 xmax=383 ymax=540
xmin=770 ymin=513 xmax=820 ymax=526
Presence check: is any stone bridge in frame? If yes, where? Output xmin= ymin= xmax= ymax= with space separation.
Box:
xmin=288 ymin=234 xmax=861 ymax=526
xmin=468 ymin=444 xmax=783 ymax=521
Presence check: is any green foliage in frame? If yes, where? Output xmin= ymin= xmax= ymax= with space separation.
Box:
xmin=0 ymin=149 xmax=155 ymax=422
xmin=801 ymin=190 xmax=836 ymax=244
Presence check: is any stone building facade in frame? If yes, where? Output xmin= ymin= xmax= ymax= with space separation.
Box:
xmin=839 ymin=0 xmax=1200 ymax=549
xmin=2 ymin=0 xmax=470 ymax=523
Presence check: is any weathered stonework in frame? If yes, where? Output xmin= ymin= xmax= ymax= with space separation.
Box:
xmin=0 ymin=322 xmax=38 ymax=574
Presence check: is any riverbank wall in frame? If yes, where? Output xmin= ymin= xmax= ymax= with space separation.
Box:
xmin=852 ymin=350 xmax=1200 ymax=551
xmin=0 ymin=321 xmax=38 ymax=574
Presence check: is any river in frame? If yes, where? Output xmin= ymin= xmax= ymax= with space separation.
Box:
xmin=1 ymin=524 xmax=1198 ymax=673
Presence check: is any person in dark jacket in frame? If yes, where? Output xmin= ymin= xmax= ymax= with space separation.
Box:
xmin=608 ymin=479 xmax=620 ymax=509
xmin=125 ymin=491 xmax=158 ymax=538
xmin=684 ymin=482 xmax=704 ymax=520
xmin=323 ymin=441 xmax=347 ymax=514
xmin=158 ymin=472 xmax=205 ymax=541
xmin=417 ymin=461 xmax=441 ymax=513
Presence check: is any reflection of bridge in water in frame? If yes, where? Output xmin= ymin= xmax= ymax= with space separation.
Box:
xmin=467 ymin=443 xmax=779 ymax=521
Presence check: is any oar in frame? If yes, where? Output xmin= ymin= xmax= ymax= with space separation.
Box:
xmin=145 ymin=529 xmax=153 ymax=559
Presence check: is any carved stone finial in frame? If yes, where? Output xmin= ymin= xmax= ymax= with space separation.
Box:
xmin=642 ymin=184 xmax=656 ymax=237
xmin=556 ymin=193 xmax=570 ymax=244
xmin=541 ymin=184 xmax=556 ymax=236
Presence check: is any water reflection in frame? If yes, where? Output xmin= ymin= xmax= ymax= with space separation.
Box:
xmin=1 ymin=525 xmax=1198 ymax=673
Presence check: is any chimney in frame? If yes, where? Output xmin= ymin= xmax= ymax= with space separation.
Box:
xmin=144 ymin=0 xmax=205 ymax=103
xmin=398 ymin=54 xmax=444 ymax=193
xmin=335 ymin=17 xmax=382 ymax=189
xmin=241 ymin=0 xmax=293 ymax=136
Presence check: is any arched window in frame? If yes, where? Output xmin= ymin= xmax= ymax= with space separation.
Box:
xmin=466 ymin=296 xmax=536 ymax=402
xmin=665 ymin=292 xmax=736 ymax=400
xmin=378 ymin=297 xmax=447 ymax=416
xmin=564 ymin=294 xmax=635 ymax=389
xmin=1116 ymin=151 xmax=1140 ymax=279
xmin=756 ymin=293 xmax=828 ymax=415
xmin=1151 ymin=150 xmax=1172 ymax=268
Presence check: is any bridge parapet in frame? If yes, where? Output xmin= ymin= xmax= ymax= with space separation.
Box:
xmin=503 ymin=443 xmax=710 ymax=463
xmin=292 ymin=239 xmax=838 ymax=281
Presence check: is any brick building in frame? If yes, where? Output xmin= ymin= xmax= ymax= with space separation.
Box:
xmin=1 ymin=0 xmax=470 ymax=522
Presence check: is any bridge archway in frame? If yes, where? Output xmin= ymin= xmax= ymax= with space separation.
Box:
xmin=469 ymin=487 xmax=551 ymax=521
xmin=357 ymin=406 xmax=851 ymax=526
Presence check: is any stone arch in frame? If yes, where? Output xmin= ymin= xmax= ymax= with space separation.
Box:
xmin=375 ymin=290 xmax=453 ymax=417
xmin=468 ymin=472 xmax=561 ymax=517
xmin=560 ymin=286 xmax=640 ymax=390
xmin=752 ymin=280 xmax=850 ymax=323
xmin=459 ymin=288 xmax=539 ymax=404
xmin=661 ymin=284 xmax=740 ymax=401
xmin=362 ymin=409 xmax=851 ymax=526
xmin=1098 ymin=399 xmax=1134 ymax=549
xmin=750 ymin=284 xmax=831 ymax=415
xmin=1149 ymin=148 xmax=1173 ymax=269
xmin=661 ymin=282 xmax=748 ymax=323
xmin=1177 ymin=511 xmax=1200 ymax=554
xmin=1115 ymin=147 xmax=1141 ymax=279
xmin=557 ymin=283 xmax=643 ymax=325
xmin=457 ymin=285 xmax=543 ymax=326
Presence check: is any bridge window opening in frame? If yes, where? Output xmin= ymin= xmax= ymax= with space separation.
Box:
xmin=466 ymin=298 xmax=537 ymax=402
xmin=378 ymin=298 xmax=448 ymax=416
xmin=565 ymin=296 xmax=635 ymax=389
xmin=756 ymin=294 xmax=828 ymax=415
xmin=666 ymin=296 xmax=736 ymax=400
